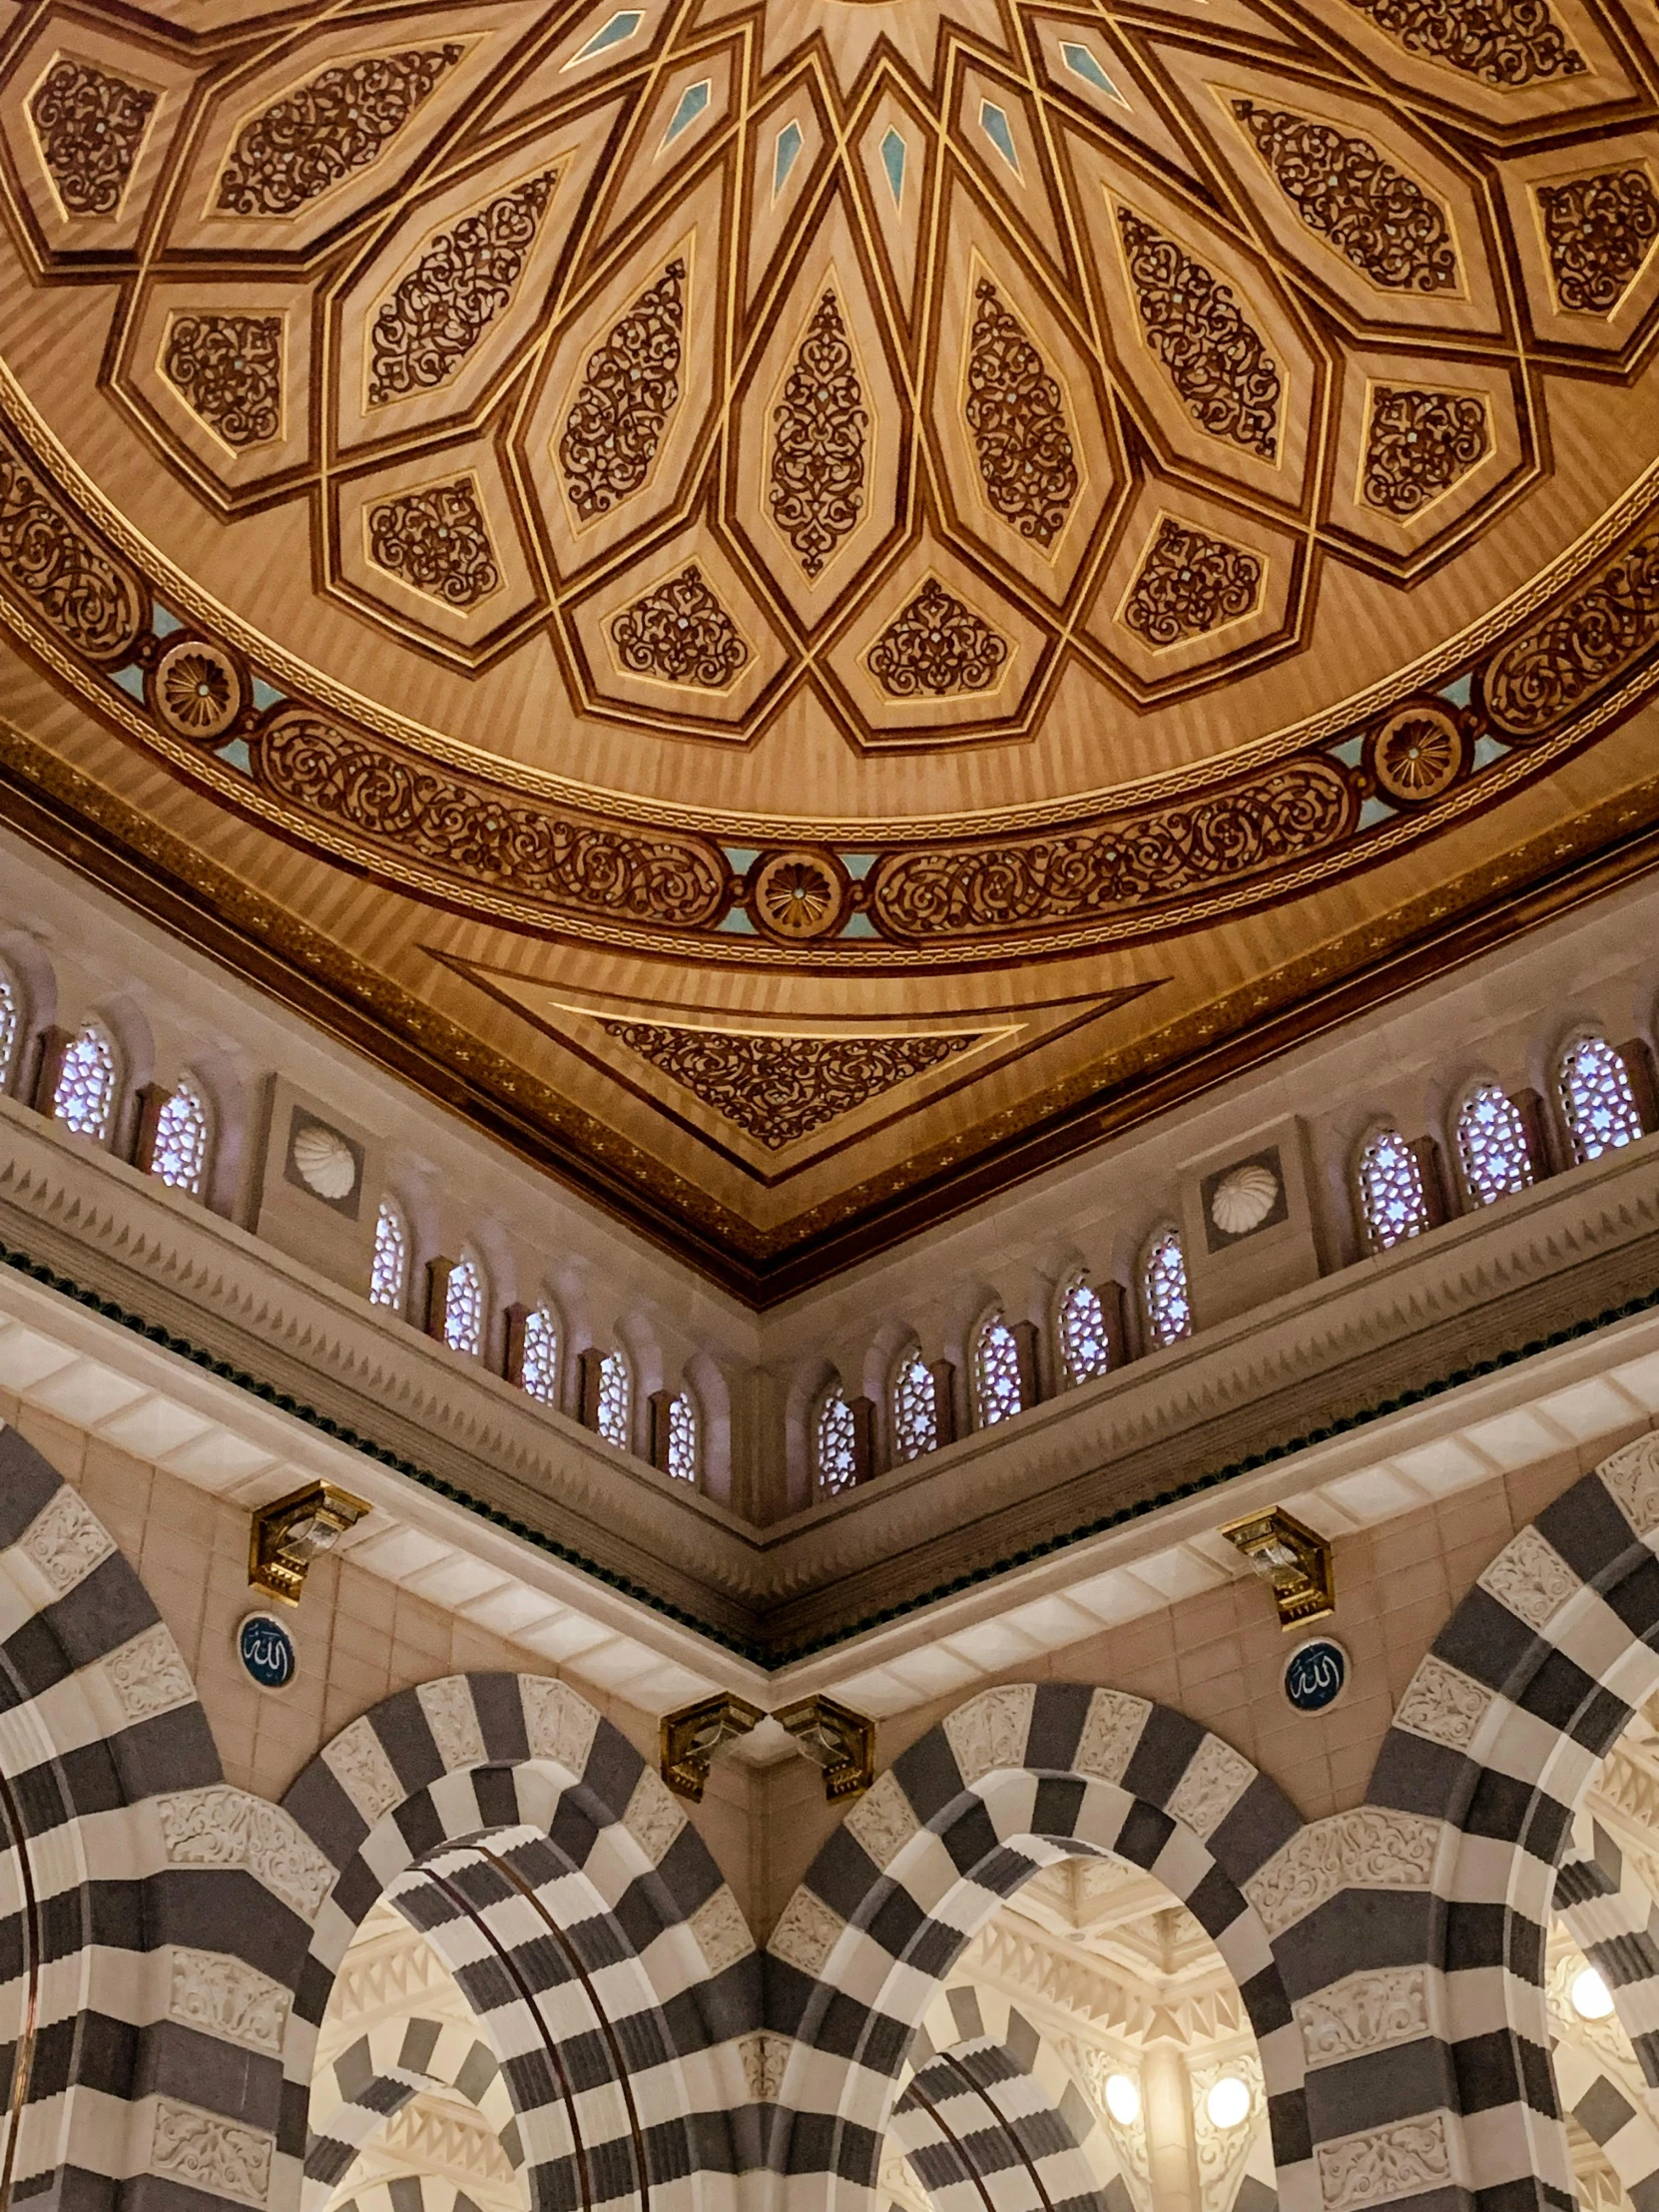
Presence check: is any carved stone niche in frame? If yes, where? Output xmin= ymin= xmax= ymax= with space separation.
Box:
xmin=1179 ymin=1114 xmax=1329 ymax=1330
xmin=246 ymin=1074 xmax=383 ymax=1294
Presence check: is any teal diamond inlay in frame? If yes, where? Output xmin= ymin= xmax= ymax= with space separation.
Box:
xmin=979 ymin=100 xmax=1020 ymax=174
xmin=880 ymin=127 xmax=906 ymax=207
xmin=569 ymin=11 xmax=643 ymax=63
xmin=663 ymin=79 xmax=710 ymax=146
xmin=1059 ymin=42 xmax=1124 ymax=102
xmin=774 ymin=119 xmax=804 ymax=198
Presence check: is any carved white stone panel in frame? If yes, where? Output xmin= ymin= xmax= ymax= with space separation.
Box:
xmin=520 ymin=1675 xmax=599 ymax=1777
xmin=770 ymin=1887 xmax=845 ymax=1976
xmin=690 ymin=1885 xmax=754 ymax=1974
xmin=1245 ymin=1809 xmax=1438 ymax=1937
xmin=19 ymin=1486 xmax=115 ymax=1594
xmin=1392 ymin=1657 xmax=1490 ymax=1752
xmin=1477 ymin=1526 xmax=1577 ymax=1631
xmin=1316 ymin=2113 xmax=1452 ymax=2212
xmin=168 ymin=1947 xmax=290 ymax=2056
xmin=945 ymin=1684 xmax=1036 ymax=1784
xmin=740 ymin=2029 xmax=790 ymax=2101
xmin=623 ymin=1767 xmax=687 ymax=1865
xmin=845 ymin=1769 xmax=918 ymax=1869
xmin=106 ymin=1621 xmax=197 ymax=1723
xmin=321 ymin=1715 xmax=404 ymax=1826
xmin=1074 ymin=1689 xmax=1151 ymax=1784
xmin=1295 ymin=1966 xmax=1430 ymax=2069
xmin=417 ymin=1674 xmax=486 ymax=1770
xmin=1599 ymin=1432 xmax=1659 ymax=1539
xmin=1169 ymin=1734 xmax=1255 ymax=1838
xmin=150 ymin=2097 xmax=274 ymax=2208
xmin=1192 ymin=2052 xmax=1262 ymax=2212
xmin=155 ymin=1785 xmax=334 ymax=1921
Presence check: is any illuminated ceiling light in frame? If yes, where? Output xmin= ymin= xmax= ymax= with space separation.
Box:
xmin=1104 ymin=2073 xmax=1140 ymax=2126
xmin=566 ymin=11 xmax=643 ymax=66
xmin=1206 ymin=2076 xmax=1252 ymax=2131
xmin=1571 ymin=1966 xmax=1615 ymax=2019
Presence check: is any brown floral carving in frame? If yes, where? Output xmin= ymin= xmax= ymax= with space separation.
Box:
xmin=610 ymin=567 xmax=748 ymax=688
xmin=29 ymin=60 xmax=157 ymax=219
xmin=1232 ymin=103 xmax=1457 ymax=291
xmin=215 ymin=47 xmax=463 ymax=218
xmin=770 ymin=292 xmax=867 ymax=576
xmin=0 ymin=434 xmax=143 ymax=662
xmin=963 ymin=281 xmax=1078 ymax=547
xmin=871 ymin=762 xmax=1353 ymax=935
xmin=1362 ymin=387 xmax=1488 ymax=518
xmin=866 ymin=580 xmax=1009 ymax=696
xmin=163 ymin=315 xmax=283 ymax=448
xmin=1117 ymin=211 xmax=1281 ymax=459
xmin=603 ymin=1023 xmax=975 ymax=1147
xmin=559 ymin=263 xmax=686 ymax=521
xmin=1343 ymin=0 xmax=1583 ymax=82
xmin=254 ymin=715 xmax=727 ymax=924
xmin=1123 ymin=520 xmax=1262 ymax=647
xmin=1484 ymin=531 xmax=1659 ymax=737
xmin=370 ymin=173 xmax=558 ymax=407
xmin=1537 ymin=170 xmax=1659 ymax=314
xmin=366 ymin=479 xmax=500 ymax=608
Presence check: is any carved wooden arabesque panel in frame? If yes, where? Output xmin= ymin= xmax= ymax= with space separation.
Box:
xmin=0 ymin=0 xmax=1657 ymax=969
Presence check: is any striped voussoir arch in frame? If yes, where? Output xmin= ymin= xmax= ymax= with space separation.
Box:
xmin=1340 ymin=1427 xmax=1659 ymax=2212
xmin=280 ymin=1674 xmax=763 ymax=2212
xmin=304 ymin=2013 xmax=522 ymax=2209
xmin=0 ymin=1424 xmax=317 ymax=2212
xmin=1554 ymin=1823 xmax=1659 ymax=2089
xmin=763 ymin=1681 xmax=1314 ymax=2212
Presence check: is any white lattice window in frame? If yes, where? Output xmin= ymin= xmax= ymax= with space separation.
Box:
xmin=54 ymin=1023 xmax=117 ymax=1141
xmin=817 ymin=1391 xmax=858 ymax=1496
xmin=1143 ymin=1230 xmax=1191 ymax=1348
xmin=443 ymin=1253 xmax=485 ymax=1357
xmin=891 ymin=1356 xmax=937 ymax=1463
xmin=666 ymin=1393 xmax=698 ymax=1482
xmin=1358 ymin=1128 xmax=1429 ymax=1250
xmin=370 ymin=1199 xmax=409 ymax=1310
xmin=152 ymin=1077 xmax=211 ymax=1197
xmin=1559 ymin=1036 xmax=1645 ymax=1163
xmin=974 ymin=1315 xmax=1024 ymax=1426
xmin=1456 ymin=1083 xmax=1532 ymax=1206
xmin=597 ymin=1351 xmax=631 ymax=1448
xmin=1059 ymin=1277 xmax=1111 ymax=1385
xmin=520 ymin=1304 xmax=560 ymax=1404
xmin=0 ymin=969 xmax=18 ymax=1089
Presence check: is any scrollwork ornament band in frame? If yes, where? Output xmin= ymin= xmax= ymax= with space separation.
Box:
xmin=253 ymin=714 xmax=728 ymax=926
xmin=215 ymin=47 xmax=463 ymax=218
xmin=1484 ymin=529 xmax=1659 ymax=738
xmin=1117 ymin=211 xmax=1281 ymax=459
xmin=770 ymin=292 xmax=867 ymax=578
xmin=560 ymin=262 xmax=686 ymax=521
xmin=369 ymin=172 xmax=557 ymax=405
xmin=1231 ymin=102 xmax=1457 ymax=292
xmin=963 ymin=280 xmax=1078 ymax=547
xmin=870 ymin=762 xmax=1355 ymax=938
xmin=0 ymin=429 xmax=144 ymax=663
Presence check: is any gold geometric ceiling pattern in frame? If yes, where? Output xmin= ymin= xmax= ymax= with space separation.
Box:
xmin=1 ymin=0 xmax=1658 ymax=968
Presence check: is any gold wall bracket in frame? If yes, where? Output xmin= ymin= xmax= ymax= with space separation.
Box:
xmin=250 ymin=1480 xmax=370 ymax=1606
xmin=661 ymin=1692 xmax=765 ymax=1801
xmin=1220 ymin=1505 xmax=1335 ymax=1628
xmin=773 ymin=1694 xmax=874 ymax=1801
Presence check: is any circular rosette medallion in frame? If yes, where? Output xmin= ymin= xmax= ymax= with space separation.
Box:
xmin=1368 ymin=703 xmax=1469 ymax=805
xmin=150 ymin=637 xmax=246 ymax=743
xmin=748 ymin=849 xmax=850 ymax=941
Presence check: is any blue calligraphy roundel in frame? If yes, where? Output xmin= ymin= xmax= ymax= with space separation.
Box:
xmin=238 ymin=1611 xmax=297 ymax=1691
xmin=1284 ymin=1636 xmax=1348 ymax=1714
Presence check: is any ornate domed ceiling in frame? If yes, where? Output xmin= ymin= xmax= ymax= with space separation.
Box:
xmin=3 ymin=0 xmax=1659 ymax=1282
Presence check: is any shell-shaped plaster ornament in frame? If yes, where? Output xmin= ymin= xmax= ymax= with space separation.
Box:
xmin=1210 ymin=1161 xmax=1279 ymax=1237
xmin=291 ymin=1122 xmax=357 ymax=1200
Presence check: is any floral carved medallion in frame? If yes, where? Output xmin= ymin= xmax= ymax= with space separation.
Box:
xmin=29 ymin=59 xmax=156 ymax=218
xmin=1117 ymin=211 xmax=1281 ymax=458
xmin=1537 ymin=168 xmax=1659 ymax=313
xmin=215 ymin=47 xmax=463 ymax=217
xmin=1232 ymin=102 xmax=1458 ymax=291
xmin=867 ymin=580 xmax=1009 ymax=696
xmin=770 ymin=292 xmax=867 ymax=578
xmin=366 ymin=479 xmax=500 ymax=607
xmin=1362 ymin=387 xmax=1489 ymax=517
xmin=610 ymin=566 xmax=748 ymax=688
xmin=370 ymin=172 xmax=558 ymax=406
xmin=560 ymin=262 xmax=686 ymax=521
xmin=963 ymin=280 xmax=1078 ymax=547
xmin=1123 ymin=520 xmax=1263 ymax=647
xmin=163 ymin=315 xmax=282 ymax=448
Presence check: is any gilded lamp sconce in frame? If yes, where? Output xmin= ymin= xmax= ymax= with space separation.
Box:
xmin=249 ymin=1480 xmax=370 ymax=1606
xmin=1219 ymin=1504 xmax=1335 ymax=1628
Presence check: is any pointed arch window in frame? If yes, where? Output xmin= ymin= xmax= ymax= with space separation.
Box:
xmin=596 ymin=1351 xmax=631 ymax=1449
xmin=443 ymin=1252 xmax=486 ymax=1357
xmin=1456 ymin=1082 xmax=1532 ymax=1206
xmin=1142 ymin=1229 xmax=1191 ymax=1348
xmin=0 ymin=967 xmax=18 ymax=1091
xmin=370 ymin=1199 xmax=409 ymax=1311
xmin=1059 ymin=1277 xmax=1111 ymax=1385
xmin=1358 ymin=1128 xmax=1430 ymax=1251
xmin=973 ymin=1314 xmax=1024 ymax=1426
xmin=1559 ymin=1036 xmax=1645 ymax=1163
xmin=520 ymin=1303 xmax=560 ymax=1405
xmin=891 ymin=1355 xmax=938 ymax=1463
xmin=152 ymin=1076 xmax=212 ymax=1198
xmin=666 ymin=1392 xmax=698 ymax=1483
xmin=817 ymin=1390 xmax=858 ymax=1497
xmin=54 ymin=1022 xmax=117 ymax=1141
